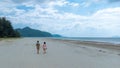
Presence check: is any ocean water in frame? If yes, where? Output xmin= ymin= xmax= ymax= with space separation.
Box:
xmin=54 ymin=37 xmax=120 ymax=44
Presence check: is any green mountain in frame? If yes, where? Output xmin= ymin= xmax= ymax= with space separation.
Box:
xmin=16 ymin=27 xmax=53 ymax=37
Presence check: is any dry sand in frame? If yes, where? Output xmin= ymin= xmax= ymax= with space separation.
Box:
xmin=0 ymin=38 xmax=120 ymax=68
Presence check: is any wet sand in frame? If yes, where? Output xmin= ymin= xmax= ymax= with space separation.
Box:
xmin=0 ymin=38 xmax=120 ymax=68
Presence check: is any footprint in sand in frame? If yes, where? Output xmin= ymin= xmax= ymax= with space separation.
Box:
xmin=118 ymin=54 xmax=120 ymax=56
xmin=82 ymin=47 xmax=86 ymax=48
xmin=99 ymin=50 xmax=106 ymax=53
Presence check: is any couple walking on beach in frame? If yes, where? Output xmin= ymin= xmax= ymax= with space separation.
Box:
xmin=36 ymin=41 xmax=47 ymax=54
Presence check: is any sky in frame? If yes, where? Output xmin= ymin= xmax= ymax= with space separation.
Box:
xmin=0 ymin=0 xmax=120 ymax=37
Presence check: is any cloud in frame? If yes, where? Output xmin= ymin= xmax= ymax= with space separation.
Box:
xmin=50 ymin=7 xmax=120 ymax=37
xmin=10 ymin=0 xmax=29 ymax=3
xmin=80 ymin=0 xmax=106 ymax=8
xmin=48 ymin=0 xmax=68 ymax=7
xmin=10 ymin=0 xmax=80 ymax=8
xmin=10 ymin=0 xmax=55 ymax=4
xmin=4 ymin=6 xmax=120 ymax=37
xmin=46 ymin=0 xmax=80 ymax=8
xmin=68 ymin=2 xmax=80 ymax=7
xmin=108 ymin=0 xmax=120 ymax=3
xmin=81 ymin=2 xmax=91 ymax=7
xmin=0 ymin=0 xmax=120 ymax=37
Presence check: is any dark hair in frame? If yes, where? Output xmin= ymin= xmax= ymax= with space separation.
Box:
xmin=44 ymin=42 xmax=46 ymax=44
xmin=37 ymin=41 xmax=39 ymax=42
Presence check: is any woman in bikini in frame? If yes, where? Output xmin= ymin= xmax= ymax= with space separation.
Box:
xmin=36 ymin=41 xmax=40 ymax=54
xmin=43 ymin=42 xmax=47 ymax=54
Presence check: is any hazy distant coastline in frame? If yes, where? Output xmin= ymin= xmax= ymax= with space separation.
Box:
xmin=16 ymin=27 xmax=62 ymax=37
xmin=53 ymin=37 xmax=120 ymax=44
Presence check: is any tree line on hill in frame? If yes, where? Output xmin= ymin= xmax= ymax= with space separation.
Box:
xmin=0 ymin=17 xmax=20 ymax=37
xmin=16 ymin=27 xmax=62 ymax=37
xmin=0 ymin=17 xmax=62 ymax=38
xmin=16 ymin=27 xmax=53 ymax=37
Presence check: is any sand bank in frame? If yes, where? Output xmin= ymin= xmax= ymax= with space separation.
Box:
xmin=52 ymin=38 xmax=120 ymax=51
xmin=0 ymin=38 xmax=120 ymax=68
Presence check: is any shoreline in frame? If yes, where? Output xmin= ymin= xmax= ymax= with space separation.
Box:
xmin=49 ymin=38 xmax=120 ymax=52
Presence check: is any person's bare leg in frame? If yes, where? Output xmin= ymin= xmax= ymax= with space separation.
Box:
xmin=37 ymin=49 xmax=39 ymax=54
xmin=43 ymin=49 xmax=46 ymax=54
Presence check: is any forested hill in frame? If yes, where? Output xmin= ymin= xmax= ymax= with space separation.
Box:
xmin=0 ymin=17 xmax=20 ymax=37
xmin=0 ymin=17 xmax=61 ymax=37
xmin=16 ymin=27 xmax=53 ymax=37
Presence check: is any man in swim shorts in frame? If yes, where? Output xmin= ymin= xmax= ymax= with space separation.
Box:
xmin=36 ymin=41 xmax=40 ymax=54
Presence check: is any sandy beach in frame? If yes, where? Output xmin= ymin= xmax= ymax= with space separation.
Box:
xmin=0 ymin=38 xmax=120 ymax=68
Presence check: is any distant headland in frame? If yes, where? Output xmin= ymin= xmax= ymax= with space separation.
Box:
xmin=16 ymin=27 xmax=62 ymax=37
xmin=0 ymin=17 xmax=62 ymax=38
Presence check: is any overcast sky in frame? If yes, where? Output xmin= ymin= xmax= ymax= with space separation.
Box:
xmin=0 ymin=0 xmax=120 ymax=37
